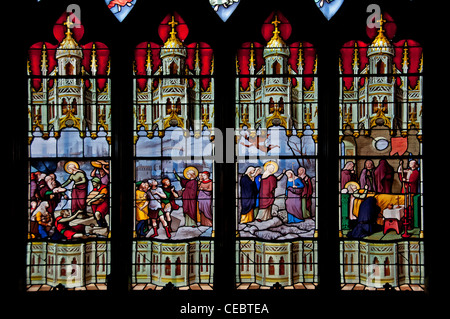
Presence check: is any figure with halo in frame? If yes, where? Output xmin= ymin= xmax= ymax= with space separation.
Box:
xmin=174 ymin=167 xmax=199 ymax=227
xmin=256 ymin=161 xmax=285 ymax=222
xmin=61 ymin=161 xmax=88 ymax=215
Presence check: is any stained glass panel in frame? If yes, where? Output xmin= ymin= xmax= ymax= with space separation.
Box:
xmin=235 ymin=11 xmax=318 ymax=289
xmin=338 ymin=13 xmax=425 ymax=291
xmin=26 ymin=12 xmax=112 ymax=290
xmin=132 ymin=13 xmax=215 ymax=290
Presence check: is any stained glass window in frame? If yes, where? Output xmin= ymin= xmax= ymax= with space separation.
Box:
xmin=338 ymin=12 xmax=425 ymax=291
xmin=131 ymin=13 xmax=215 ymax=290
xmin=26 ymin=12 xmax=112 ymax=291
xmin=235 ymin=11 xmax=318 ymax=289
xmin=17 ymin=0 xmax=435 ymax=303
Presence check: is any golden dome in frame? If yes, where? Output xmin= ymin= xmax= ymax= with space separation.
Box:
xmin=263 ymin=16 xmax=290 ymax=58
xmin=161 ymin=16 xmax=187 ymax=58
xmin=368 ymin=15 xmax=394 ymax=56
xmin=56 ymin=16 xmax=82 ymax=59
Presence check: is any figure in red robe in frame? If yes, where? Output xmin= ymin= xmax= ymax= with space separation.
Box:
xmin=398 ymin=160 xmax=420 ymax=194
xmin=255 ymin=162 xmax=285 ymax=222
xmin=174 ymin=169 xmax=198 ymax=227
xmin=374 ymin=159 xmax=394 ymax=194
xmin=397 ymin=159 xmax=420 ymax=230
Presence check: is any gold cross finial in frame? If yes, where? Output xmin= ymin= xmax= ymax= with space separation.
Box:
xmin=377 ymin=14 xmax=386 ymax=33
xmin=272 ymin=15 xmax=281 ymax=36
xmin=64 ymin=15 xmax=75 ymax=37
xmin=168 ymin=16 xmax=178 ymax=37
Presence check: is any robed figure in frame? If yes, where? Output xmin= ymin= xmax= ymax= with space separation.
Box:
xmin=360 ymin=160 xmax=377 ymax=191
xmin=198 ymin=171 xmax=213 ymax=226
xmin=240 ymin=167 xmax=258 ymax=223
xmin=175 ymin=168 xmax=198 ymax=227
xmin=61 ymin=161 xmax=88 ymax=214
xmin=298 ymin=167 xmax=313 ymax=219
xmin=285 ymin=170 xmax=304 ymax=223
xmin=347 ymin=196 xmax=381 ymax=239
xmin=398 ymin=160 xmax=420 ymax=194
xmin=256 ymin=162 xmax=283 ymax=221
xmin=253 ymin=167 xmax=263 ymax=218
xmin=341 ymin=161 xmax=357 ymax=189
xmin=39 ymin=174 xmax=66 ymax=221
xmin=374 ymin=159 xmax=394 ymax=193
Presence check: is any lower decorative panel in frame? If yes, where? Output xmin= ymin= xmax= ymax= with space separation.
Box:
xmin=26 ymin=240 xmax=111 ymax=289
xmin=340 ymin=240 xmax=425 ymax=289
xmin=236 ymin=239 xmax=318 ymax=288
xmin=132 ymin=240 xmax=214 ymax=288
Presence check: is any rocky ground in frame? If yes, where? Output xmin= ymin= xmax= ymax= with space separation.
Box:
xmin=238 ymin=195 xmax=316 ymax=240
xmin=147 ymin=194 xmax=316 ymax=240
xmin=63 ymin=193 xmax=316 ymax=241
xmin=238 ymin=216 xmax=316 ymax=240
xmin=143 ymin=206 xmax=213 ymax=240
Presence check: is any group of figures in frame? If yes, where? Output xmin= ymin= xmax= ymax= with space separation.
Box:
xmin=239 ymin=161 xmax=314 ymax=225
xmin=29 ymin=160 xmax=110 ymax=241
xmin=340 ymin=158 xmax=420 ymax=239
xmin=341 ymin=159 xmax=419 ymax=194
xmin=135 ymin=166 xmax=213 ymax=239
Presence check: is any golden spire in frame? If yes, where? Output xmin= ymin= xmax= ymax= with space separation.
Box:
xmin=194 ymin=43 xmax=201 ymax=70
xmin=264 ymin=14 xmax=289 ymax=58
xmin=169 ymin=16 xmax=178 ymax=37
xmin=368 ymin=13 xmax=393 ymax=56
xmin=352 ymin=41 xmax=359 ymax=69
xmin=402 ymin=41 xmax=409 ymax=68
xmin=271 ymin=15 xmax=281 ymax=39
xmin=146 ymin=42 xmax=153 ymax=71
xmin=41 ymin=43 xmax=48 ymax=72
xmin=57 ymin=14 xmax=82 ymax=60
xmin=372 ymin=14 xmax=389 ymax=45
xmin=168 ymin=16 xmax=180 ymax=43
xmin=249 ymin=43 xmax=255 ymax=69
xmin=297 ymin=42 xmax=304 ymax=70
xmin=377 ymin=14 xmax=386 ymax=34
xmin=64 ymin=15 xmax=75 ymax=38
xmin=267 ymin=15 xmax=285 ymax=46
xmin=90 ymin=43 xmax=98 ymax=74
xmin=163 ymin=15 xmax=183 ymax=48
xmin=161 ymin=15 xmax=186 ymax=58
